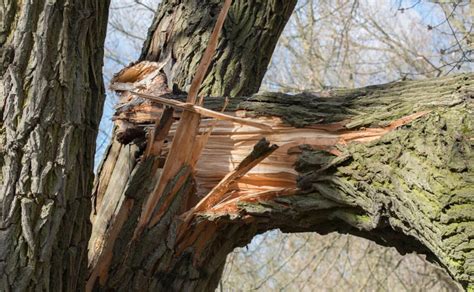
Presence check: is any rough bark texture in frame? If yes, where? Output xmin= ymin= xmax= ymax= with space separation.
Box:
xmin=89 ymin=1 xmax=473 ymax=291
xmin=0 ymin=1 xmax=109 ymax=290
xmin=88 ymin=0 xmax=297 ymax=291
xmin=140 ymin=0 xmax=294 ymax=97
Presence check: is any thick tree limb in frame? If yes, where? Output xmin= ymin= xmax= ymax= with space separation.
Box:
xmin=92 ymin=69 xmax=474 ymax=290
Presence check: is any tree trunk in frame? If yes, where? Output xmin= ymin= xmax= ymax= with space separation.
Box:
xmin=88 ymin=0 xmax=297 ymax=291
xmin=0 ymin=1 xmax=109 ymax=290
xmin=89 ymin=1 xmax=473 ymax=291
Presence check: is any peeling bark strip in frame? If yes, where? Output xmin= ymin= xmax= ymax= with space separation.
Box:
xmin=129 ymin=90 xmax=272 ymax=130
xmin=187 ymin=0 xmax=232 ymax=104
xmin=0 ymin=0 xmax=109 ymax=291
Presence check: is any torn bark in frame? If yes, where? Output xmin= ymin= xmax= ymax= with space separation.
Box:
xmin=129 ymin=90 xmax=273 ymax=130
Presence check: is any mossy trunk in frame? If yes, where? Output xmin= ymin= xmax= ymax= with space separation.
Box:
xmin=0 ymin=0 xmax=109 ymax=290
xmin=90 ymin=1 xmax=473 ymax=291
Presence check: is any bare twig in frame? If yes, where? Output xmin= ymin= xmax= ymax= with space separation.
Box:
xmin=128 ymin=90 xmax=272 ymax=131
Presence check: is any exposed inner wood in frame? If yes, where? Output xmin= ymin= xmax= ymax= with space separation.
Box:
xmin=108 ymin=60 xmax=434 ymax=219
xmin=181 ymin=138 xmax=278 ymax=227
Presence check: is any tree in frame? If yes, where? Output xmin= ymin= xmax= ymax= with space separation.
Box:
xmin=1 ymin=1 xmax=472 ymax=291
xmin=0 ymin=1 xmax=109 ymax=290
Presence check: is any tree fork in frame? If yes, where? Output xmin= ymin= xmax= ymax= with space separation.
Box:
xmin=89 ymin=0 xmax=474 ymax=289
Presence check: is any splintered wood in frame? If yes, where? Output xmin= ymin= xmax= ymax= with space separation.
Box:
xmin=133 ymin=0 xmax=234 ymax=236
xmin=182 ymin=138 xmax=278 ymax=223
xmin=108 ymin=56 xmax=431 ymax=220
